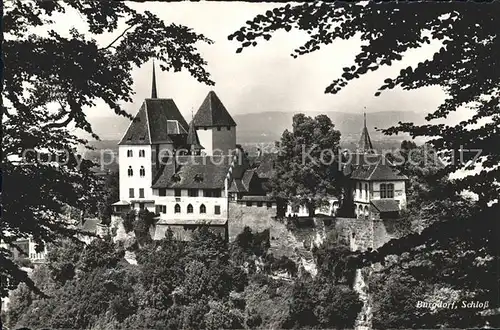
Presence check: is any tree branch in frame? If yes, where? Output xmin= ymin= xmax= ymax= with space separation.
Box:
xmin=99 ymin=22 xmax=137 ymax=51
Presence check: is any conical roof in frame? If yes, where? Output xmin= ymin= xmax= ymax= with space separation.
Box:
xmin=186 ymin=121 xmax=203 ymax=150
xmin=357 ymin=113 xmax=374 ymax=153
xmin=151 ymin=61 xmax=158 ymax=98
xmin=193 ymin=91 xmax=236 ymax=127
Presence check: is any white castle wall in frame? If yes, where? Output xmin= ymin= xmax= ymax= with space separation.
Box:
xmin=118 ymin=145 xmax=153 ymax=201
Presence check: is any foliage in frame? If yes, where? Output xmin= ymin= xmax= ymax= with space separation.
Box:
xmin=284 ymin=278 xmax=362 ymax=329
xmin=231 ymin=3 xmax=500 ymax=326
xmin=231 ymin=2 xmax=499 ymax=205
xmin=270 ymin=113 xmax=342 ymax=216
xmin=97 ymin=171 xmax=119 ymax=225
xmin=2 ymin=0 xmax=213 ymax=296
xmin=242 ymin=275 xmax=293 ymax=329
xmin=122 ymin=210 xmax=136 ymax=233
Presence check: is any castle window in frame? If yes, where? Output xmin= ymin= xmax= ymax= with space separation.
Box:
xmin=213 ymin=189 xmax=221 ymax=197
xmin=127 ymin=149 xmax=133 ymax=157
xmin=128 ymin=166 xmax=133 ymax=177
xmin=227 ymin=126 xmax=231 ymax=130
xmin=155 ymin=205 xmax=166 ymax=214
xmin=174 ymin=189 xmax=182 ymax=197
xmin=365 ymin=183 xmax=368 ymax=199
xmin=217 ymin=127 xmax=221 ymax=131
xmin=380 ymin=183 xmax=394 ymax=198
xmin=174 ymin=204 xmax=181 ymax=213
xmin=387 ymin=184 xmax=394 ymax=198
xmin=129 ymin=188 xmax=134 ymax=198
xmin=139 ymin=188 xmax=144 ymax=198
xmin=257 ymin=201 xmax=263 ymax=207
xmin=214 ymin=205 xmax=221 ymax=215
xmin=139 ymin=149 xmax=145 ymax=157
xmin=159 ymin=188 xmax=166 ymax=196
xmin=188 ymin=189 xmax=199 ymax=197
xmin=246 ymin=201 xmax=252 ymax=207
xmin=187 ymin=204 xmax=193 ymax=213
xmin=140 ymin=166 xmax=145 ymax=177
xmin=200 ymin=204 xmax=206 ymax=214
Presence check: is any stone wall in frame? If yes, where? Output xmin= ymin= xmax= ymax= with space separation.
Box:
xmin=333 ymin=217 xmax=397 ymax=251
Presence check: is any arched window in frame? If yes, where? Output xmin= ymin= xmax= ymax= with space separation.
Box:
xmin=358 ymin=204 xmax=363 ymax=218
xmin=200 ymin=204 xmax=206 ymax=214
xmin=139 ymin=149 xmax=145 ymax=157
xmin=174 ymin=204 xmax=181 ymax=213
xmin=187 ymin=204 xmax=193 ymax=214
xmin=364 ymin=205 xmax=369 ymax=220
xmin=387 ymin=183 xmax=395 ymax=198
xmin=127 ymin=149 xmax=133 ymax=157
xmin=365 ymin=183 xmax=368 ymax=199
xmin=139 ymin=166 xmax=145 ymax=177
xmin=127 ymin=166 xmax=133 ymax=177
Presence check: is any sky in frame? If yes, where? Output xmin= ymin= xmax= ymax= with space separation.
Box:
xmin=52 ymin=1 xmax=461 ymax=123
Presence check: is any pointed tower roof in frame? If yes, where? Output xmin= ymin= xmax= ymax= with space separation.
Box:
xmin=186 ymin=120 xmax=204 ymax=150
xmin=357 ymin=113 xmax=374 ymax=153
xmin=193 ymin=91 xmax=236 ymax=127
xmin=151 ymin=60 xmax=158 ymax=98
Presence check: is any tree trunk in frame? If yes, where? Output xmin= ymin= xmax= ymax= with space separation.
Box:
xmin=307 ymin=202 xmax=315 ymax=218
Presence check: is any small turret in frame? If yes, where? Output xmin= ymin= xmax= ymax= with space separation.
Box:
xmin=186 ymin=121 xmax=203 ymax=155
xmin=357 ymin=112 xmax=375 ymax=153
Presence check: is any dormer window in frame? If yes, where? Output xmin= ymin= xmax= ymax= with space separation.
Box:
xmin=140 ymin=166 xmax=145 ymax=177
xmin=139 ymin=149 xmax=145 ymax=157
xmin=127 ymin=166 xmax=133 ymax=177
xmin=194 ymin=174 xmax=203 ymax=182
xmin=172 ymin=174 xmax=181 ymax=182
xmin=127 ymin=149 xmax=133 ymax=157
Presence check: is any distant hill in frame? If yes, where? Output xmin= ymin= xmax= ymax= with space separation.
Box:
xmin=87 ymin=110 xmax=426 ymax=143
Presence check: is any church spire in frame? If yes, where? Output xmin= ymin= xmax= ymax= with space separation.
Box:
xmin=151 ymin=60 xmax=158 ymax=99
xmin=357 ymin=110 xmax=374 ymax=153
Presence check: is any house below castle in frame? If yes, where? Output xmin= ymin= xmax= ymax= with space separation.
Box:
xmin=287 ymin=114 xmax=408 ymax=220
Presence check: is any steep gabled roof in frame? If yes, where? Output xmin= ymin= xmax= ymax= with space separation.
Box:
xmin=119 ymin=99 xmax=189 ymax=145
xmin=119 ymin=103 xmax=150 ymax=145
xmin=193 ymin=91 xmax=236 ymax=127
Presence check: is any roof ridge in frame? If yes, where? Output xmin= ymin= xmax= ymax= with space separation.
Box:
xmin=144 ymin=99 xmax=152 ymax=143
xmin=366 ymin=159 xmax=380 ymax=180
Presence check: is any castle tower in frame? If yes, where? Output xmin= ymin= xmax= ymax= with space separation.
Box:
xmin=117 ymin=61 xmax=188 ymax=209
xmin=357 ymin=113 xmax=374 ymax=153
xmin=192 ymin=91 xmax=236 ymax=155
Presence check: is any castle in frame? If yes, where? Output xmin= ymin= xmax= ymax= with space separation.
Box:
xmin=111 ymin=65 xmax=272 ymax=239
xmin=111 ymin=64 xmax=408 ymax=239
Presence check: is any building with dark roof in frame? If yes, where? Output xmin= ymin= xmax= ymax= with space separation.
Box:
xmin=340 ymin=114 xmax=408 ymax=220
xmin=193 ymin=91 xmax=237 ymax=156
xmin=114 ymin=64 xmax=259 ymax=240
